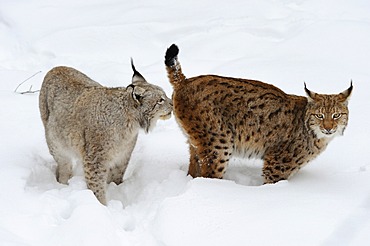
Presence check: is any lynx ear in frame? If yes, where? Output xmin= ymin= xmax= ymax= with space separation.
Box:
xmin=131 ymin=58 xmax=147 ymax=84
xmin=339 ymin=81 xmax=353 ymax=102
xmin=304 ymin=82 xmax=317 ymax=102
xmin=127 ymin=84 xmax=146 ymax=104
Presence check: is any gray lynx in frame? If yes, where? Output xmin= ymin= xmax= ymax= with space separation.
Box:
xmin=165 ymin=44 xmax=352 ymax=183
xmin=39 ymin=61 xmax=172 ymax=204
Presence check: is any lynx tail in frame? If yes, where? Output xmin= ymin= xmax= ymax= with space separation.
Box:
xmin=165 ymin=44 xmax=186 ymax=87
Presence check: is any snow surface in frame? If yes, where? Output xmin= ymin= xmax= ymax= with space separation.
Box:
xmin=1 ymin=0 xmax=370 ymax=245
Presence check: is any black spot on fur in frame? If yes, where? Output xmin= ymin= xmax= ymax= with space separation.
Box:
xmin=268 ymin=108 xmax=282 ymax=120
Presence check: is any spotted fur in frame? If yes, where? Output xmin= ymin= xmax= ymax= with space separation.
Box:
xmin=165 ymin=44 xmax=352 ymax=183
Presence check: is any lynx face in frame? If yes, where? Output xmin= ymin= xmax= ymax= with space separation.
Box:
xmin=305 ymin=84 xmax=352 ymax=139
xmin=128 ymin=77 xmax=172 ymax=133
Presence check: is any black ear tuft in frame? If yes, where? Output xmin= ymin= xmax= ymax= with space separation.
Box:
xmin=165 ymin=44 xmax=179 ymax=67
xmin=304 ymin=82 xmax=308 ymax=93
xmin=304 ymin=82 xmax=313 ymax=98
xmin=348 ymin=80 xmax=353 ymax=95
xmin=339 ymin=81 xmax=353 ymax=101
xmin=131 ymin=58 xmax=146 ymax=83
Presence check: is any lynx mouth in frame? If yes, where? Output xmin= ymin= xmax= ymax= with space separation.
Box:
xmin=321 ymin=129 xmax=336 ymax=136
xmin=160 ymin=112 xmax=172 ymax=120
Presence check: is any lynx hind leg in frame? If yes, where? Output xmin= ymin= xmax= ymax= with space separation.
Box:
xmin=44 ymin=129 xmax=73 ymax=184
xmin=189 ymin=134 xmax=233 ymax=179
xmin=47 ymin=142 xmax=73 ymax=184
xmin=262 ymin=154 xmax=299 ymax=184
xmin=56 ymin=161 xmax=73 ymax=184
xmin=188 ymin=144 xmax=201 ymax=177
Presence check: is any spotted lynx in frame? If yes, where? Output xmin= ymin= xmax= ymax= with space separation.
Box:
xmin=165 ymin=44 xmax=352 ymax=183
xmin=39 ymin=61 xmax=172 ymax=204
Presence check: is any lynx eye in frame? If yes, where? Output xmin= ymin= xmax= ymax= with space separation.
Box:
xmin=157 ymin=97 xmax=165 ymax=104
xmin=314 ymin=114 xmax=324 ymax=120
xmin=332 ymin=113 xmax=342 ymax=119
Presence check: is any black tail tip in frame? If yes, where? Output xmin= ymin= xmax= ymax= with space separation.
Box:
xmin=165 ymin=44 xmax=179 ymax=67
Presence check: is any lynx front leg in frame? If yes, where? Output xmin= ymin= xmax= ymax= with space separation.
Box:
xmin=108 ymin=154 xmax=131 ymax=185
xmin=107 ymin=136 xmax=137 ymax=185
xmin=108 ymin=164 xmax=128 ymax=185
xmin=83 ymin=154 xmax=108 ymax=205
xmin=262 ymin=154 xmax=299 ymax=184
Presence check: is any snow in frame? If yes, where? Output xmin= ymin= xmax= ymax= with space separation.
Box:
xmin=0 ymin=0 xmax=370 ymax=245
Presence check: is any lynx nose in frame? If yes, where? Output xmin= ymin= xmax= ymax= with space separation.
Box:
xmin=322 ymin=120 xmax=335 ymax=135
xmin=322 ymin=128 xmax=335 ymax=135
